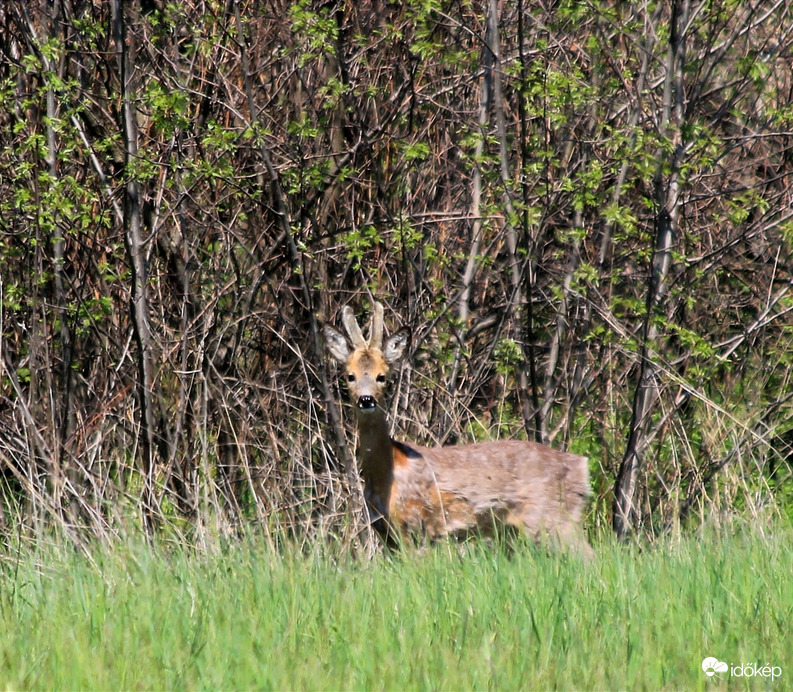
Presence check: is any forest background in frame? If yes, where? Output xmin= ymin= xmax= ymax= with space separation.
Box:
xmin=1 ymin=0 xmax=792 ymax=549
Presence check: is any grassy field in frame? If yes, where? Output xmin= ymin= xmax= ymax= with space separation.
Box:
xmin=1 ymin=527 xmax=791 ymax=691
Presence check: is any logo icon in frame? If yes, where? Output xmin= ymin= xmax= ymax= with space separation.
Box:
xmin=702 ymin=657 xmax=729 ymax=677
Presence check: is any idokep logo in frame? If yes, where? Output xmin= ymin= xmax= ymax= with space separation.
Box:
xmin=702 ymin=656 xmax=782 ymax=681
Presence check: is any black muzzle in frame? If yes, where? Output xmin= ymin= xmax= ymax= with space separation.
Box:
xmin=358 ymin=395 xmax=377 ymax=411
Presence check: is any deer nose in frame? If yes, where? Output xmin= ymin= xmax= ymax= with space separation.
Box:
xmin=358 ymin=395 xmax=376 ymax=411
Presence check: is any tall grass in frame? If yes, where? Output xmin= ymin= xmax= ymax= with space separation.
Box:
xmin=1 ymin=528 xmax=791 ymax=690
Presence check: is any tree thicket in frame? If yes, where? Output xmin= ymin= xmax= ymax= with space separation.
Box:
xmin=1 ymin=0 xmax=792 ymax=547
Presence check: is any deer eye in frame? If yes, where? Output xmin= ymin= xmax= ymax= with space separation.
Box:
xmin=376 ymin=374 xmax=386 ymax=383
xmin=347 ymin=373 xmax=356 ymax=383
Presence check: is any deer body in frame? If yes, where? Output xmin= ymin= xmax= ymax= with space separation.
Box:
xmin=324 ymin=302 xmax=591 ymax=551
xmin=389 ymin=439 xmax=589 ymax=541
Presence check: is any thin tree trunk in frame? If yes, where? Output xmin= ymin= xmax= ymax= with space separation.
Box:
xmin=516 ymin=0 xmax=542 ymax=441
xmin=490 ymin=0 xmax=543 ymax=440
xmin=452 ymin=3 xmax=492 ymax=396
xmin=112 ymin=0 xmax=161 ymax=535
xmin=613 ymin=0 xmax=688 ymax=540
xmin=43 ymin=0 xmax=74 ymax=512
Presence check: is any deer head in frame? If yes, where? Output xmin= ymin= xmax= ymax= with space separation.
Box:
xmin=323 ymin=302 xmax=411 ymax=412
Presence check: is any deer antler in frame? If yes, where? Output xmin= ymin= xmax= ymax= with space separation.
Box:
xmin=369 ymin=302 xmax=384 ymax=349
xmin=341 ymin=306 xmax=367 ymax=349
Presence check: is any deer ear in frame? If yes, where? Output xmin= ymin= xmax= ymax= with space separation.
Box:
xmin=383 ymin=327 xmax=411 ymax=365
xmin=323 ymin=324 xmax=351 ymax=363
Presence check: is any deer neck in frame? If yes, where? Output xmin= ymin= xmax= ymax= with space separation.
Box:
xmin=355 ymin=406 xmax=394 ymax=518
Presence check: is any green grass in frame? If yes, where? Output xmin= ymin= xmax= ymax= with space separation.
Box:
xmin=1 ymin=529 xmax=791 ymax=690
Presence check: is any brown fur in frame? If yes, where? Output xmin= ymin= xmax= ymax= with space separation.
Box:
xmin=324 ymin=303 xmax=592 ymax=554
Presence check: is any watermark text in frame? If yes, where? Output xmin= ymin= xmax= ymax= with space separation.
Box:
xmin=703 ymin=657 xmax=782 ymax=681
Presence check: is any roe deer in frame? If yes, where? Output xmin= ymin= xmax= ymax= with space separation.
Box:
xmin=324 ymin=301 xmax=591 ymax=553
